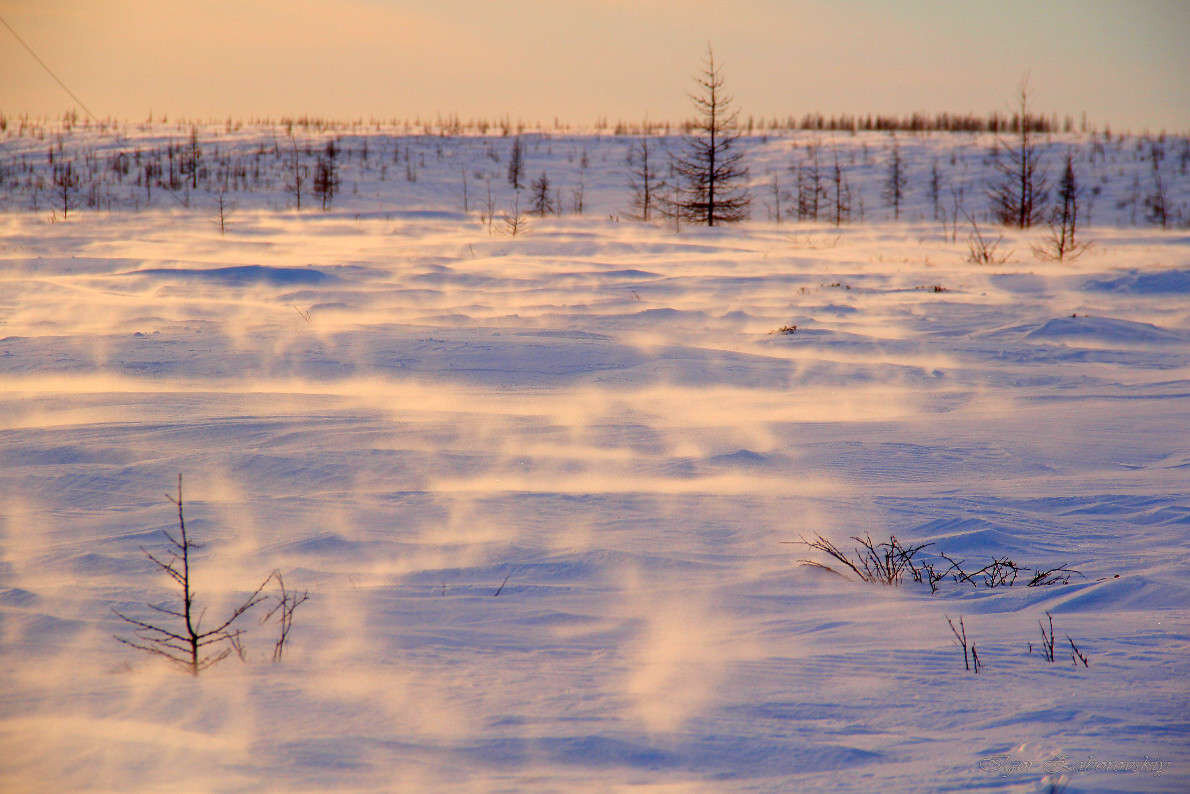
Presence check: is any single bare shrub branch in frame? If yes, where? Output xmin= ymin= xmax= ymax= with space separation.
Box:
xmin=261 ymin=571 xmax=309 ymax=662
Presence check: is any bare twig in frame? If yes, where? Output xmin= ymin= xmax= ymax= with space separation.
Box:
xmin=967 ymin=556 xmax=1021 ymax=588
xmin=1067 ymin=635 xmax=1089 ymax=668
xmin=947 ymin=616 xmax=970 ymax=672
xmin=1038 ymin=611 xmax=1056 ymax=662
xmin=938 ymin=552 xmax=978 ymax=589
xmin=1027 ymin=564 xmax=1081 ymax=587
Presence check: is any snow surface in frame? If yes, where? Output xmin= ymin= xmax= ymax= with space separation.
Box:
xmin=1 ymin=128 xmax=1188 ymax=793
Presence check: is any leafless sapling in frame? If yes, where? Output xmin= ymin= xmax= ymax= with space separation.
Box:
xmin=883 ymin=136 xmax=907 ymax=220
xmin=507 ymin=136 xmax=524 ymax=190
xmin=503 ymin=190 xmax=525 ymax=237
xmin=312 ymin=140 xmax=340 ymax=211
xmin=483 ymin=176 xmax=495 ymax=234
xmin=947 ymin=184 xmax=966 ymax=242
xmin=988 ymin=77 xmax=1049 ymax=228
xmin=796 ymin=143 xmax=823 ymax=221
xmin=571 ymin=180 xmax=585 ymax=214
xmin=929 ymin=159 xmax=943 ymax=222
xmin=829 ymin=145 xmax=852 ymax=226
xmin=287 ymin=135 xmax=307 ymax=210
xmin=113 ymin=474 xmax=273 ymax=675
xmin=181 ymin=126 xmax=202 ymax=190
xmin=769 ymin=172 xmax=783 ymax=224
xmin=530 ymin=171 xmax=553 ymax=217
xmin=53 ymin=160 xmax=78 ymax=218
xmin=1034 ymin=151 xmax=1090 ymax=261
xmin=215 ymin=192 xmax=234 ymax=234
xmin=1144 ymin=140 xmax=1169 ymax=228
xmin=627 ymin=137 xmax=666 ymax=222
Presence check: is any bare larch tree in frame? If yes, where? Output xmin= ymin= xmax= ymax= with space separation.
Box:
xmin=113 ymin=474 xmax=273 ymax=675
xmin=1034 ymin=150 xmax=1089 ymax=261
xmin=829 ymin=145 xmax=852 ymax=226
xmin=627 ymin=137 xmax=666 ymax=222
xmin=313 ymin=139 xmax=340 ymax=211
xmin=1144 ymin=140 xmax=1169 ymax=229
xmin=883 ymin=136 xmax=907 ymax=221
xmin=989 ymin=78 xmax=1048 ymax=227
xmin=795 ymin=142 xmax=822 ymax=222
xmin=53 ymin=160 xmax=78 ymax=218
xmin=507 ymin=136 xmax=524 ymax=190
xmin=530 ymin=171 xmax=553 ymax=216
xmin=287 ymin=135 xmax=307 ymax=211
xmin=670 ymin=45 xmax=749 ymax=226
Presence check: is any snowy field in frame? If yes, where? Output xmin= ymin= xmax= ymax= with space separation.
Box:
xmin=1 ymin=128 xmax=1188 ymax=792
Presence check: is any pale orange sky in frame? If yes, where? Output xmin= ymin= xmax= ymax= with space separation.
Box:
xmin=2 ymin=0 xmax=1187 ymax=131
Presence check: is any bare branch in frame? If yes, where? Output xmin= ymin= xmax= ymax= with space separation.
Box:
xmin=946 ymin=615 xmax=970 ymax=671
xmin=112 ymin=607 xmax=191 ymax=644
xmin=196 ymin=573 xmax=273 ymax=640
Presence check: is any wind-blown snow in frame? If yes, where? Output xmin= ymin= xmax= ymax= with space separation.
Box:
xmin=1 ymin=129 xmax=1188 ymax=793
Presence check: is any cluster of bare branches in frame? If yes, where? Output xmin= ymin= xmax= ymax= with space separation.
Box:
xmin=946 ymin=612 xmax=1095 ymax=674
xmin=932 ymin=554 xmax=1080 ymax=591
xmin=1031 ymin=611 xmax=1089 ymax=667
xmin=261 ymin=572 xmax=309 ymax=663
xmin=503 ymin=191 xmax=525 ymax=236
xmin=113 ymin=474 xmax=309 ymax=674
xmin=947 ymin=612 xmax=1091 ymax=675
xmin=796 ymin=534 xmax=930 ymax=586
xmin=965 ymin=214 xmax=1011 ymax=264
xmin=1034 ymin=151 xmax=1092 ymax=262
xmin=1028 ymin=565 xmax=1081 ymax=586
xmin=312 ymin=139 xmax=341 ymax=211
xmin=795 ymin=533 xmax=1081 ymax=595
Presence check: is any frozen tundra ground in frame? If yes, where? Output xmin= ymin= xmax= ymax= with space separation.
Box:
xmin=0 ymin=129 xmax=1188 ymax=792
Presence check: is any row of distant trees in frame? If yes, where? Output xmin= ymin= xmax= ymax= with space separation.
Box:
xmin=21 ymin=120 xmax=1181 ymax=236
xmin=620 ymin=52 xmax=1180 ymax=233
xmin=1 ymin=106 xmax=1117 ymax=141
xmin=3 ymin=50 xmax=1183 ymax=230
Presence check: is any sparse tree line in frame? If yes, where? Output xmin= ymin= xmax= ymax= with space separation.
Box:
xmin=3 ymin=127 xmax=1185 ymax=234
xmin=2 ymin=63 xmax=1187 ymax=232
xmin=0 ymin=102 xmax=1143 ymax=140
